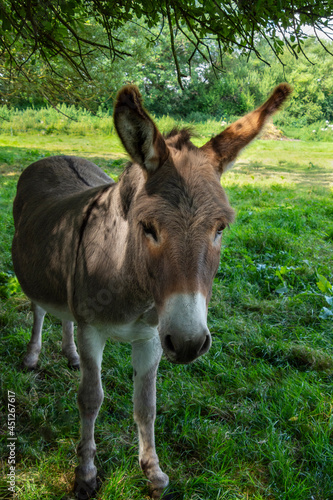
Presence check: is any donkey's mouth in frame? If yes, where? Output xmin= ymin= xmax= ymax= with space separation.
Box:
xmin=158 ymin=292 xmax=211 ymax=364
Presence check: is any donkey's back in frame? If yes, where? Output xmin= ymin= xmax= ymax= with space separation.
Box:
xmin=12 ymin=155 xmax=115 ymax=309
xmin=13 ymin=155 xmax=113 ymax=223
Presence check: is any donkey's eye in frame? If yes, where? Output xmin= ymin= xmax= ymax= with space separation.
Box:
xmin=215 ymin=223 xmax=226 ymax=239
xmin=141 ymin=222 xmax=158 ymax=242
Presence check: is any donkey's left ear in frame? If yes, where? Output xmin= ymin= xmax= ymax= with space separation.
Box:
xmin=114 ymin=85 xmax=169 ymax=173
xmin=201 ymin=83 xmax=292 ymax=176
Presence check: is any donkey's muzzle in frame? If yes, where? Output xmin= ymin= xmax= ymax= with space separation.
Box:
xmin=158 ymin=292 xmax=211 ymax=364
xmin=163 ymin=329 xmax=211 ymax=364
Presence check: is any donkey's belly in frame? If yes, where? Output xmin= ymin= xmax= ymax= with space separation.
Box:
xmin=35 ymin=301 xmax=75 ymax=322
xmin=36 ymin=299 xmax=159 ymax=343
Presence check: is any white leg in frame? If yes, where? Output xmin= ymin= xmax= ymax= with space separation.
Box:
xmin=61 ymin=321 xmax=80 ymax=369
xmin=23 ymin=302 xmax=45 ymax=369
xmin=74 ymin=325 xmax=105 ymax=499
xmin=132 ymin=334 xmax=169 ymax=497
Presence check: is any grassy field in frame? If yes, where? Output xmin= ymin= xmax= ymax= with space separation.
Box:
xmin=0 ymin=130 xmax=333 ymax=500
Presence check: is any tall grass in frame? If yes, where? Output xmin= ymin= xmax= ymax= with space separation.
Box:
xmin=0 ymin=105 xmax=115 ymax=136
xmin=1 ymin=104 xmax=333 ymax=141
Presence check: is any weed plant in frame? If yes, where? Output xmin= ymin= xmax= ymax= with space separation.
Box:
xmin=0 ymin=136 xmax=333 ymax=499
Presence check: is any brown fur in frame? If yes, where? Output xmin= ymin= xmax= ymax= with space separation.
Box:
xmin=164 ymin=127 xmax=196 ymax=150
xmin=201 ymin=83 xmax=292 ymax=174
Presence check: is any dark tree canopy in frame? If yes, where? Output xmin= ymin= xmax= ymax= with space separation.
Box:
xmin=0 ymin=0 xmax=332 ymax=112
xmin=1 ymin=1 xmax=333 ymax=82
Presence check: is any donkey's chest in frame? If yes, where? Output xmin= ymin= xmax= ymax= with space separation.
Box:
xmin=99 ymin=320 xmax=158 ymax=343
xmin=96 ymin=305 xmax=159 ymax=342
xmin=36 ymin=300 xmax=159 ymax=343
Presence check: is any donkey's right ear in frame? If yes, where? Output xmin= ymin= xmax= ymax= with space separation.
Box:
xmin=114 ymin=85 xmax=169 ymax=173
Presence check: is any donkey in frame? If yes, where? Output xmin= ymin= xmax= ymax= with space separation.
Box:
xmin=12 ymin=83 xmax=291 ymax=498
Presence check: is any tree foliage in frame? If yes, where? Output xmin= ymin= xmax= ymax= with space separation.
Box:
xmin=0 ymin=0 xmax=333 ymax=90
xmin=1 ymin=17 xmax=333 ymax=127
xmin=0 ymin=2 xmax=333 ymax=126
xmin=138 ymin=37 xmax=333 ymax=125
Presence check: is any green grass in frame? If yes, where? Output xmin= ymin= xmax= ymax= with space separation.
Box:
xmin=1 ymin=104 xmax=333 ymax=142
xmin=0 ymin=132 xmax=333 ymax=500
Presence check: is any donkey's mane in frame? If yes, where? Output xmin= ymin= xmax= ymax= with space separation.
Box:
xmin=164 ymin=127 xmax=196 ymax=151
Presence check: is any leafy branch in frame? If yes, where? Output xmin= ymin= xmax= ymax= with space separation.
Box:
xmin=0 ymin=0 xmax=332 ymax=88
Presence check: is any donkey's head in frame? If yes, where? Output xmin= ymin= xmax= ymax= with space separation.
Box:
xmin=114 ymin=84 xmax=291 ymax=364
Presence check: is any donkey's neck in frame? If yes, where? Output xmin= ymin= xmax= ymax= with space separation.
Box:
xmin=71 ymin=166 xmax=153 ymax=324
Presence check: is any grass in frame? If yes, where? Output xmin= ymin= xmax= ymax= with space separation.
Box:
xmin=1 ymin=104 xmax=333 ymax=143
xmin=0 ymin=129 xmax=333 ymax=500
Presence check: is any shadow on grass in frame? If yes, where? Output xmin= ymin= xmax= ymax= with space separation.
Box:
xmin=234 ymin=160 xmax=333 ymax=187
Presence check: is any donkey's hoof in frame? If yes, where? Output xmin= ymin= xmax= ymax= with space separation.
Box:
xmin=150 ymin=481 xmax=172 ymax=500
xmin=73 ymin=477 xmax=98 ymax=499
xmin=141 ymin=457 xmax=169 ymax=497
xmin=63 ymin=350 xmax=80 ymax=371
xmin=68 ymin=359 xmax=80 ymax=371
xmin=74 ymin=466 xmax=99 ymax=500
xmin=150 ymin=486 xmax=165 ymax=499
xmin=148 ymin=471 xmax=169 ymax=498
xmin=22 ymin=353 xmax=39 ymax=370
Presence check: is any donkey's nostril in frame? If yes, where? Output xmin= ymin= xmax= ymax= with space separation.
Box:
xmin=165 ymin=335 xmax=176 ymax=353
xmin=199 ymin=333 xmax=211 ymax=355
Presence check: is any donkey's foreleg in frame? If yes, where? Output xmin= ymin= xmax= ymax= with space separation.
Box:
xmin=61 ymin=321 xmax=80 ymax=369
xmin=132 ymin=335 xmax=169 ymax=497
xmin=23 ymin=303 xmax=46 ymax=369
xmin=74 ymin=325 xmax=105 ymax=499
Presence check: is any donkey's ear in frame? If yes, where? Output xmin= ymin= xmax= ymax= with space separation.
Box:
xmin=201 ymin=83 xmax=292 ymax=175
xmin=114 ymin=85 xmax=169 ymax=173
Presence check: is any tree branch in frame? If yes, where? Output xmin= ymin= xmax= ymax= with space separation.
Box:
xmin=41 ymin=92 xmax=78 ymax=121
xmin=166 ymin=2 xmax=184 ymax=90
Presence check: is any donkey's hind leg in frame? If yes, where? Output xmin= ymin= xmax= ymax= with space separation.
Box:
xmin=62 ymin=321 xmax=80 ymax=370
xmin=23 ymin=302 xmax=45 ymax=369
